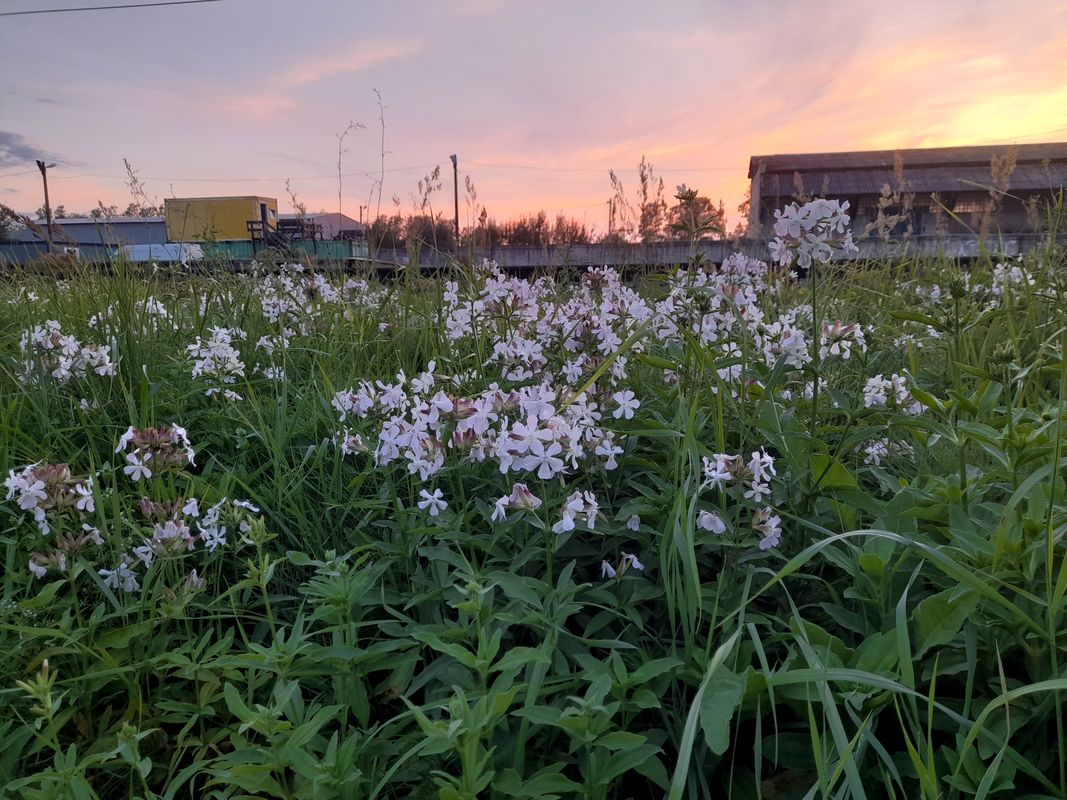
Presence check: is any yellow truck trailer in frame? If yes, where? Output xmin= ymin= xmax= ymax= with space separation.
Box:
xmin=164 ymin=196 xmax=278 ymax=242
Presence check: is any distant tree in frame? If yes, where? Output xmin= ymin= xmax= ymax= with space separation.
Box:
xmin=36 ymin=204 xmax=68 ymax=220
xmin=597 ymin=231 xmax=628 ymax=246
xmin=732 ymin=187 xmax=754 ymax=239
xmin=463 ymin=211 xmax=505 ymax=250
xmin=91 ymin=203 xmax=119 ymax=219
xmin=404 ymin=214 xmax=454 ymax=251
xmin=550 ymin=213 xmax=591 ymax=245
xmin=504 ymin=212 xmax=550 ymax=246
xmin=0 ymin=203 xmax=20 ymax=241
xmin=122 ymin=202 xmax=164 ymax=217
xmin=668 ymin=185 xmax=725 ymax=242
xmin=368 ymin=214 xmax=405 ymax=249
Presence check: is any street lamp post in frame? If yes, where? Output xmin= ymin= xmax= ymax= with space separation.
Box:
xmin=36 ymin=160 xmax=56 ymax=253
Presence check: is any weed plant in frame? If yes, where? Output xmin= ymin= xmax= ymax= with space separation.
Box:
xmin=1 ymin=202 xmax=1066 ymax=799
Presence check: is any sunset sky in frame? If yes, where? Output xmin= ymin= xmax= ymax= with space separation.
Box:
xmin=2 ymin=0 xmax=1066 ymax=233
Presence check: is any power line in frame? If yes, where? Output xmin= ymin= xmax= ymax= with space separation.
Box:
xmin=0 ymin=0 xmax=222 ymax=17
xmin=0 ymin=169 xmax=38 ymax=178
xmin=466 ymin=159 xmax=738 ymax=173
xmin=46 ymin=163 xmax=441 ymax=182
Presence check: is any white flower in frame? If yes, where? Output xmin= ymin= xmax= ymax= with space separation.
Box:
xmin=611 ymin=390 xmax=640 ymax=420
xmin=18 ymin=479 xmax=47 ymax=510
xmin=702 ymin=455 xmax=733 ymax=490
xmin=74 ymin=481 xmax=94 ymax=512
xmin=755 ymin=509 xmax=782 ymax=551
xmin=620 ymin=551 xmax=644 ymax=572
xmin=123 ymin=452 xmax=152 ymax=482
xmin=115 ymin=426 xmax=136 ymax=453
xmin=82 ymin=523 xmax=103 ymax=545
xmin=200 ymin=525 xmax=227 ymax=552
xmin=626 ymin=514 xmax=641 ymax=531
xmin=99 ymin=559 xmax=140 ymax=592
xmin=418 ymin=488 xmax=448 ymax=517
xmin=182 ymin=498 xmax=200 ymax=517
xmin=697 ymin=509 xmax=726 ymax=534
xmin=863 ymin=375 xmax=890 ymax=408
xmin=744 ymin=481 xmax=772 ymax=503
xmin=600 ymin=560 xmax=617 ymax=579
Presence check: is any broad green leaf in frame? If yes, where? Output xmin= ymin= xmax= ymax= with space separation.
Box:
xmin=699 ymin=666 xmax=744 ymax=756
xmin=810 ymin=453 xmax=858 ymax=490
xmin=912 ymin=587 xmax=980 ymax=656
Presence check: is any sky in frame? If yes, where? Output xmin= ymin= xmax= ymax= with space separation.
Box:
xmin=1 ymin=0 xmax=1066 ymax=234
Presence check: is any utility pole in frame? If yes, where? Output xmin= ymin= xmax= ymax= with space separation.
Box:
xmin=359 ymin=205 xmax=367 ymax=225
xmin=449 ymin=154 xmax=459 ymax=247
xmin=36 ymin=160 xmax=55 ymax=252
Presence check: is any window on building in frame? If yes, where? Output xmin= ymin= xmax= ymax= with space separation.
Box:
xmin=952 ymin=192 xmax=989 ymax=214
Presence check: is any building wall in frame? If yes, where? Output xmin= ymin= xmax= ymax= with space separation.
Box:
xmin=165 ymin=197 xmax=278 ymax=241
xmin=758 ymin=190 xmax=1056 ymax=237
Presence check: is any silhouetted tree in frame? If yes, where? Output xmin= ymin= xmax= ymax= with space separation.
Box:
xmin=668 ymin=185 xmax=725 ymax=242
xmin=504 ymin=212 xmax=550 ymax=246
xmin=368 ymin=215 xmax=405 ymax=249
xmin=550 ymin=214 xmax=591 ymax=245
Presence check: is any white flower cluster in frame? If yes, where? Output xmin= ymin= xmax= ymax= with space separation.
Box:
xmin=115 ymin=425 xmax=196 ymax=482
xmin=992 ymin=261 xmax=1035 ymax=299
xmin=862 ymin=373 xmax=923 ymax=414
xmin=652 ymin=259 xmax=815 ymax=383
xmin=768 ymin=198 xmax=859 ymax=270
xmin=258 ymin=264 xmax=387 ymax=326
xmin=88 ymin=296 xmax=176 ymax=335
xmin=100 ymin=496 xmax=259 ymax=593
xmin=552 ymin=489 xmax=600 ymax=535
xmin=28 ymin=523 xmax=104 ymax=579
xmin=862 ymin=437 xmax=914 ymax=467
xmin=700 ymin=449 xmax=782 ymax=550
xmin=18 ymin=320 xmax=116 ymax=384
xmin=188 ymin=326 xmax=246 ymax=400
xmin=332 ymin=369 xmax=629 ymax=483
xmin=443 ymin=263 xmax=649 ymax=386
xmin=4 ymin=463 xmax=95 ymax=536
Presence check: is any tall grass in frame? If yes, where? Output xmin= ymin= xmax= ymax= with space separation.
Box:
xmin=0 ymin=227 xmax=1065 ymax=799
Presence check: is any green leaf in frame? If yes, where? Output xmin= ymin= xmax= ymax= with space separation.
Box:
xmin=852 ymin=630 xmax=899 ymax=674
xmin=222 ymin=683 xmax=254 ymax=722
xmin=513 ymin=706 xmax=563 ymax=727
xmin=597 ymin=731 xmax=647 ymax=750
xmin=493 ymin=647 xmax=550 ymax=673
xmin=666 ymin=629 xmax=741 ymax=800
xmin=412 ymin=630 xmax=477 ymax=669
xmin=912 ymin=587 xmax=980 ymax=656
xmin=699 ymin=666 xmax=744 ymax=756
xmin=809 ymin=453 xmax=858 ymax=490
xmin=629 ymin=657 xmax=682 ymax=685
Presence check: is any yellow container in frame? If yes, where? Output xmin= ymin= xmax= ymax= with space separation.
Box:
xmin=164 ymin=196 xmax=278 ymax=242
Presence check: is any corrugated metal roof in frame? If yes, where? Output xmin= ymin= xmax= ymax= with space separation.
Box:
xmin=13 ymin=217 xmax=166 ymax=245
xmin=758 ymin=163 xmax=1067 ymax=198
xmin=749 ymin=142 xmax=1067 ymax=178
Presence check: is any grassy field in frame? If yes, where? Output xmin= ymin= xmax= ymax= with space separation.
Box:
xmin=2 ymin=200 xmax=1067 ymax=799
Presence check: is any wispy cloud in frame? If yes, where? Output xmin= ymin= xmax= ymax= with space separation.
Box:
xmin=0 ymin=131 xmax=63 ymax=169
xmin=208 ymin=40 xmax=420 ymax=120
xmin=282 ymin=41 xmax=419 ymax=87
